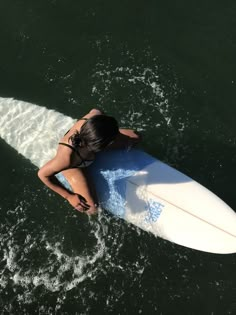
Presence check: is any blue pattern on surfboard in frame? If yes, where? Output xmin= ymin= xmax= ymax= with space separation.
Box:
xmin=144 ymin=199 xmax=164 ymax=223
xmin=98 ymin=168 xmax=137 ymax=217
xmin=89 ymin=149 xmax=156 ymax=217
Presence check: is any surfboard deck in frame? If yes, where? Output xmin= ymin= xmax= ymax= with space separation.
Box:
xmin=1 ymin=97 xmax=236 ymax=254
xmin=89 ymin=149 xmax=236 ymax=254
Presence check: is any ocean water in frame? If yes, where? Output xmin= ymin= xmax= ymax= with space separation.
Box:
xmin=0 ymin=1 xmax=236 ymax=314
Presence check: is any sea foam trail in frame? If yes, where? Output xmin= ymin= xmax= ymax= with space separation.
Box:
xmin=0 ymin=97 xmax=75 ymax=167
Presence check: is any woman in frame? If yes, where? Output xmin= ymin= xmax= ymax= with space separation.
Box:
xmin=38 ymin=109 xmax=140 ymax=215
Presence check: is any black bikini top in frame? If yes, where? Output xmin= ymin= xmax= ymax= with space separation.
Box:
xmin=58 ymin=118 xmax=94 ymax=168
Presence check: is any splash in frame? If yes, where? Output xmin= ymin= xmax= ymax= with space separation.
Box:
xmin=90 ymin=53 xmax=187 ymax=163
xmin=0 ymin=198 xmax=146 ymax=311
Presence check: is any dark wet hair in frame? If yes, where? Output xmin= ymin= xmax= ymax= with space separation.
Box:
xmin=69 ymin=115 xmax=119 ymax=152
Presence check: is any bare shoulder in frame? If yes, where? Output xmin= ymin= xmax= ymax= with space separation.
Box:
xmin=119 ymin=128 xmax=141 ymax=139
xmin=70 ymin=108 xmax=103 ymax=131
xmin=83 ymin=108 xmax=103 ymax=119
xmin=89 ymin=108 xmax=103 ymax=115
xmin=38 ymin=152 xmax=71 ymax=177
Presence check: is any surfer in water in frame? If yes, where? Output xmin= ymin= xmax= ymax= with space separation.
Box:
xmin=38 ymin=109 xmax=140 ymax=215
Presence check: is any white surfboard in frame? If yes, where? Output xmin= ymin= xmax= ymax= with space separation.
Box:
xmin=0 ymin=97 xmax=236 ymax=254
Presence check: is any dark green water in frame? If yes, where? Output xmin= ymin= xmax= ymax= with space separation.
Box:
xmin=0 ymin=1 xmax=236 ymax=314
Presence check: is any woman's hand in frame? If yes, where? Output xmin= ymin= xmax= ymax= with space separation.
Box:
xmin=66 ymin=193 xmax=90 ymax=212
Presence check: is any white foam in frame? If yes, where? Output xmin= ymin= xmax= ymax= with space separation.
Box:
xmin=91 ymin=61 xmax=186 ymax=144
xmin=1 ymin=223 xmax=107 ymax=294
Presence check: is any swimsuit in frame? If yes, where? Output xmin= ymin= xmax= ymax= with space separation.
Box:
xmin=58 ymin=118 xmax=94 ymax=168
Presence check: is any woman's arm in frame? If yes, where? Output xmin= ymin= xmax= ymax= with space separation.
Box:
xmin=38 ymin=156 xmax=89 ymax=211
xmin=38 ymin=157 xmax=72 ymax=200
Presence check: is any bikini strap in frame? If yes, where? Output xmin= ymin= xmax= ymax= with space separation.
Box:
xmin=58 ymin=142 xmax=78 ymax=153
xmin=58 ymin=142 xmax=93 ymax=167
xmin=58 ymin=142 xmax=85 ymax=160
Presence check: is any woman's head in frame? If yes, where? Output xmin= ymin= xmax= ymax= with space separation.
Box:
xmin=70 ymin=115 xmax=119 ymax=152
